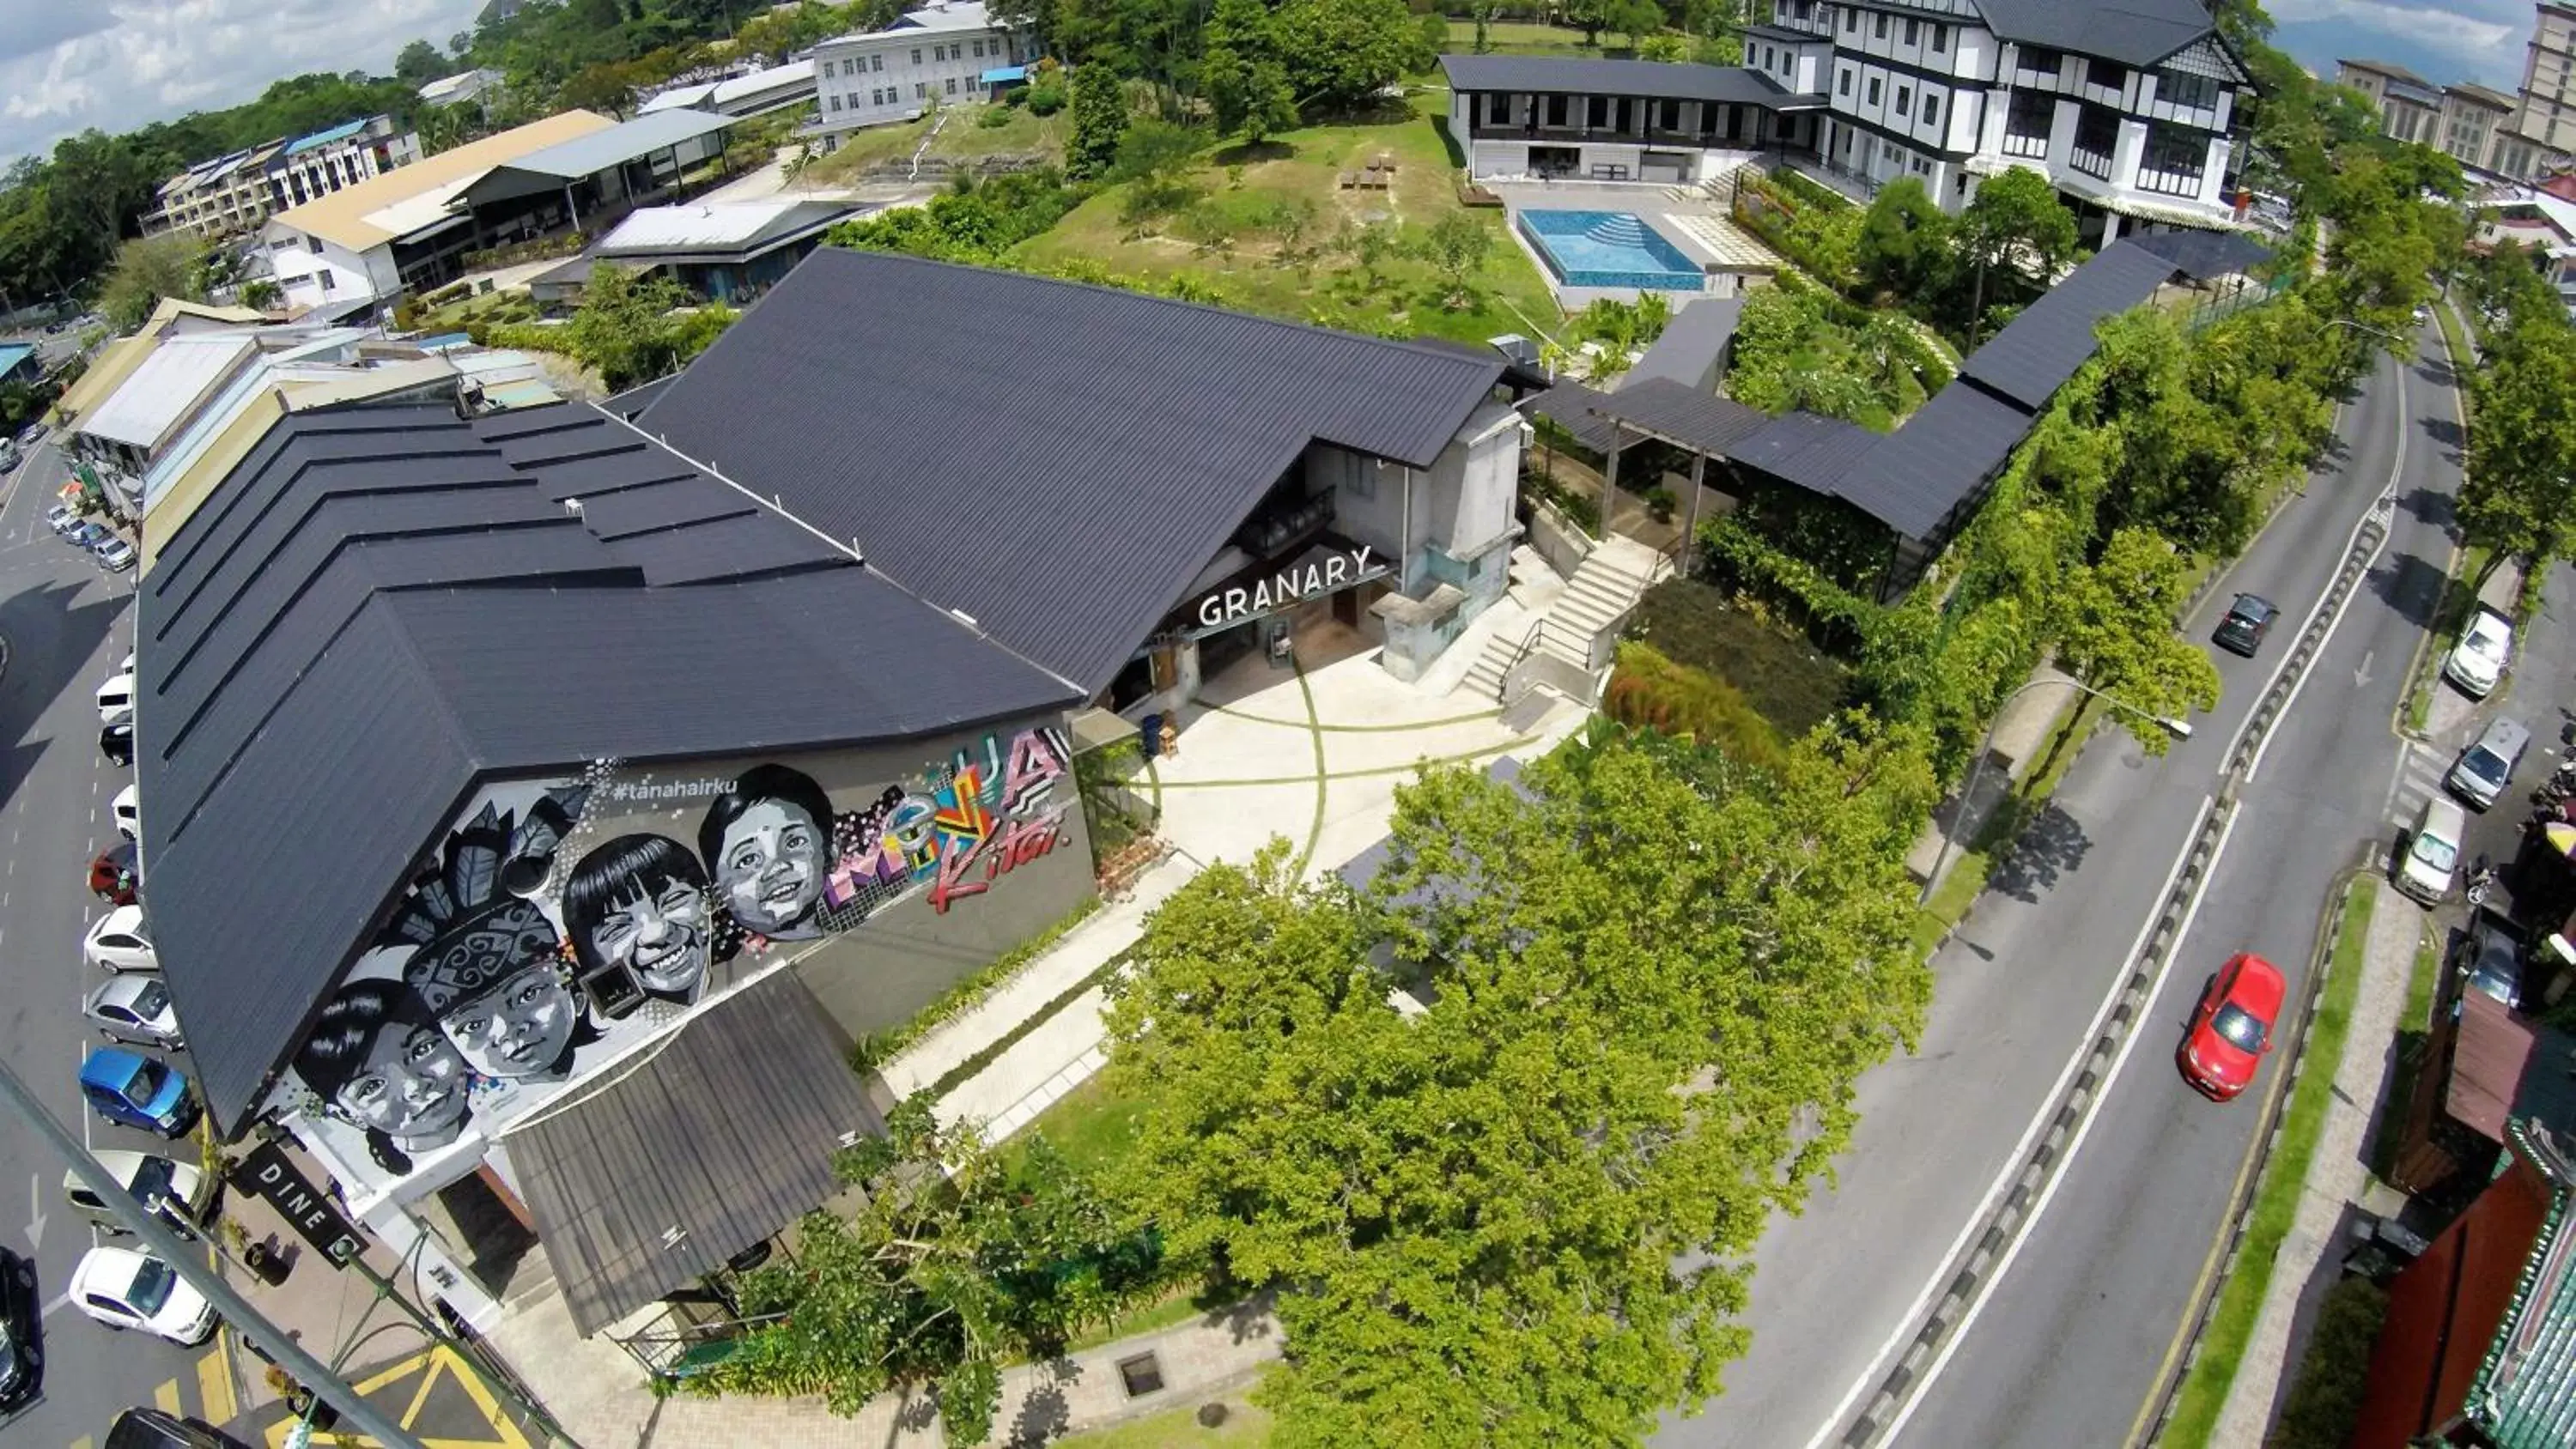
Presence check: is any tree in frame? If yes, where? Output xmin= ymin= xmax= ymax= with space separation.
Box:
xmin=1201 ymin=0 xmax=1298 ymax=144
xmin=1854 ymin=176 xmax=1949 ymax=301
xmin=1267 ymin=0 xmax=1430 ymax=111
xmin=241 ymin=278 xmax=283 ymax=311
xmin=1953 ymin=165 xmax=2080 ymax=340
xmin=395 ymin=39 xmax=450 ymax=85
xmin=2051 ymin=528 xmax=2223 ymax=750
xmin=2458 ymin=333 xmax=2576 ymax=590
xmin=559 ymin=59 xmax=641 ymax=118
xmin=98 ymin=234 xmax=206 ymax=332
xmin=1106 ymin=722 xmax=1935 ymax=1446
xmin=701 ymin=1099 xmax=1151 ymax=1442
xmin=1606 ymin=0 xmax=1664 ymax=52
xmin=1415 ymin=212 xmax=1494 ymax=308
xmin=1066 ymin=64 xmax=1129 ymax=180
xmin=558 ymin=264 xmax=704 ymax=389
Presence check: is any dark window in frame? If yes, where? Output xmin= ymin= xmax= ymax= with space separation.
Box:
xmin=2088 ymin=58 xmax=2123 ymax=90
xmin=1904 ymin=17 xmax=1917 ymax=45
xmin=1659 ymin=98 xmax=1682 ymax=130
xmin=1921 ymin=94 xmax=1939 ymax=126
xmin=2159 ymin=70 xmax=2219 ymax=111
xmin=1868 ymin=76 xmax=1881 ymax=106
xmin=1764 ymin=45 xmax=1776 ymax=69
xmin=1838 ymin=69 xmax=1851 ymax=96
xmin=1845 ymin=6 xmax=1857 ymax=31
xmin=1874 ymin=12 xmax=1887 ymax=39
xmin=1895 ymin=85 xmax=1911 ymax=117
xmin=1932 ymin=22 xmax=1947 ymax=52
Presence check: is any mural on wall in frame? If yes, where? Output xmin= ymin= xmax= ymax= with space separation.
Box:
xmin=277 ymin=725 xmax=1078 ymax=1197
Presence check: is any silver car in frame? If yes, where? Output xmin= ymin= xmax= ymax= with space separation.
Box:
xmin=84 ymin=974 xmax=182 ymax=1049
xmin=92 ymin=536 xmax=136 ymax=573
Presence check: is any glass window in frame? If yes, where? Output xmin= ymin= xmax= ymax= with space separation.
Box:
xmin=2088 ymin=58 xmax=2123 ymax=90
xmin=912 ymin=48 xmax=922 ymax=64
xmin=1867 ymin=76 xmax=1881 ymax=106
xmin=1895 ymin=85 xmax=1910 ymax=116
xmin=933 ymin=44 xmax=945 ymax=61
xmin=945 ymin=76 xmax=957 ymax=95
xmin=1922 ymin=94 xmax=1939 ymax=126
xmin=1904 ymin=17 xmax=1917 ymax=45
xmin=916 ymin=82 xmax=927 ymax=98
xmin=1874 ymin=13 xmax=1886 ymax=39
xmin=830 ymin=94 xmax=842 ymax=110
xmin=1838 ymin=69 xmax=1851 ymax=96
xmin=872 ymin=53 xmax=884 ymax=70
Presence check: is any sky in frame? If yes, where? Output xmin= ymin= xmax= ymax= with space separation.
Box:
xmin=0 ymin=0 xmax=487 ymax=167
xmin=0 ymin=0 xmax=2551 ymax=172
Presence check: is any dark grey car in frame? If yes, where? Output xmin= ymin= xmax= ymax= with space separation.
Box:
xmin=2214 ymin=594 xmax=2278 ymax=657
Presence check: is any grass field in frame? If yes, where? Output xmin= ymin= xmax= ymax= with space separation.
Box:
xmin=1008 ymin=1069 xmax=1152 ymax=1182
xmin=1052 ymin=1383 xmax=1275 ymax=1446
xmin=1443 ymin=19 xmax=1624 ymax=56
xmin=800 ymin=101 xmax=1069 ymax=184
xmin=1012 ymin=93 xmax=1564 ymax=346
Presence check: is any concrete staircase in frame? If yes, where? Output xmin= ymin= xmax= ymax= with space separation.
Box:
xmin=1461 ymin=536 xmax=1668 ymax=705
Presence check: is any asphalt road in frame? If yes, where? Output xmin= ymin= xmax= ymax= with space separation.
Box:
xmin=0 ymin=442 xmax=232 ymax=1449
xmin=1659 ymin=336 xmax=2446 ymax=1448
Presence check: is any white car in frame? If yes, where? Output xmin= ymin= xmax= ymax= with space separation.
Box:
xmin=96 ymin=672 xmax=135 ymax=724
xmin=70 ymin=1246 xmax=217 ymax=1345
xmin=84 ymin=905 xmax=155 ymax=973
xmin=2396 ymin=795 xmax=2467 ymax=906
xmin=45 ymin=502 xmax=81 ymax=537
xmin=84 ymin=974 xmax=183 ymax=1049
xmin=112 ymin=782 xmax=138 ymax=840
xmin=65 ymin=1150 xmax=214 ymax=1238
xmin=2445 ymin=608 xmax=2513 ymax=698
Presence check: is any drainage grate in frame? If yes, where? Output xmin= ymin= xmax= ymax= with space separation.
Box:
xmin=1117 ymin=1352 xmax=1165 ymax=1398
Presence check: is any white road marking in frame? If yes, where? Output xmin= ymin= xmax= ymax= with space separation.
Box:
xmin=1800 ymin=793 xmax=2218 ymax=1449
xmin=1883 ymin=800 xmax=2245 ymax=1448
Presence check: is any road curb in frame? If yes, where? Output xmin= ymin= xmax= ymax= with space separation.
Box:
xmin=1833 ymin=486 xmax=2394 ymax=1449
xmin=2128 ymin=855 xmax=2375 ymax=1447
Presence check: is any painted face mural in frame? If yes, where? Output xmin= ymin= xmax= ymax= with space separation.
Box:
xmin=700 ymin=766 xmax=835 ymax=939
xmin=438 ymin=960 xmax=582 ymax=1082
xmin=294 ymin=980 xmax=471 ymax=1172
xmin=563 ymin=834 xmax=713 ymax=1003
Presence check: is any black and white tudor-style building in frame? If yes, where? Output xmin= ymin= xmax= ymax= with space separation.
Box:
xmin=1447 ymin=0 xmax=2256 ymax=242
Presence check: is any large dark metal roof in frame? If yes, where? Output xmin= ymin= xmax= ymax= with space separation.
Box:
xmin=2122 ymin=227 xmax=2274 ymax=280
xmin=1960 ymin=240 xmax=2181 ymax=410
xmin=1833 ymin=380 xmax=2038 ymax=540
xmin=507 ymin=971 xmax=882 ymax=1335
xmin=1630 ymin=298 xmax=1743 ymax=391
xmin=1971 ymin=0 xmax=2222 ymax=70
xmin=137 ymin=399 xmax=1077 ymax=1131
xmin=1583 ymin=377 xmax=1773 ymax=455
xmin=1729 ymin=409 xmax=1883 ymax=496
xmin=639 ymin=247 xmax=1506 ymax=691
xmin=1437 ymin=54 xmax=1826 ymax=107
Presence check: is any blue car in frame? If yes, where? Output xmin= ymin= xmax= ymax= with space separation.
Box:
xmin=78 ymin=1048 xmax=197 ymax=1138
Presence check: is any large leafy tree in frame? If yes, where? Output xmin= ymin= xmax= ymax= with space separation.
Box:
xmin=1273 ymin=0 xmax=1435 ymax=112
xmin=2459 ymin=318 xmax=2576 ymax=590
xmin=702 ymin=1100 xmax=1152 ymax=1443
xmin=1953 ymin=166 xmax=2080 ymax=340
xmin=1106 ymin=724 xmax=1935 ymax=1446
xmin=395 ymin=39 xmax=451 ymax=85
xmin=1201 ymin=0 xmax=1298 ymax=143
xmin=97 ymin=234 xmax=206 ymax=332
xmin=2052 ymin=528 xmax=2223 ymax=749
xmin=1854 ymin=175 xmax=1949 ymax=301
xmin=1066 ymin=63 xmax=1130 ymax=180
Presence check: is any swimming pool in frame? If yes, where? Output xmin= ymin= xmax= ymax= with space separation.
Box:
xmin=1516 ymin=209 xmax=1705 ymax=292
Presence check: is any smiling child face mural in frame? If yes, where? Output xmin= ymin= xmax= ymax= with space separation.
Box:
xmin=562 ymin=834 xmax=713 ymax=1001
xmin=699 ymin=765 xmax=834 ymax=941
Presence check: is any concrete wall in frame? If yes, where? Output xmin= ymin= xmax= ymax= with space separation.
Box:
xmin=266 ymin=225 xmax=398 ymax=309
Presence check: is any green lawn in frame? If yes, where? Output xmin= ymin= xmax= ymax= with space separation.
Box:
xmin=1012 ymin=94 xmax=1565 ymax=347
xmin=800 ymin=102 xmax=1068 ymax=185
xmin=1050 ymin=1383 xmax=1275 ymax=1446
xmin=2159 ymin=876 xmax=2379 ymax=1447
xmin=1008 ymin=1070 xmax=1153 ymax=1182
xmin=1443 ymin=19 xmax=1623 ymax=57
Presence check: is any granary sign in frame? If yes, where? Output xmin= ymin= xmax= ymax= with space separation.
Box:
xmin=1192 ymin=544 xmax=1380 ymax=631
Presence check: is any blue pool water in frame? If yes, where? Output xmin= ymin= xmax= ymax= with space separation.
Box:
xmin=1516 ymin=209 xmax=1705 ymax=292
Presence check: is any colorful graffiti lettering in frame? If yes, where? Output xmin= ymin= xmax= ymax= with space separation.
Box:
xmin=816 ymin=726 xmax=1073 ymax=923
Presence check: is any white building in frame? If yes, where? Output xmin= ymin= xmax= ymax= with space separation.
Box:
xmin=808 ymin=0 xmax=1030 ymax=146
xmin=142 ymin=143 xmax=289 ymax=239
xmin=638 ymin=58 xmax=817 ymax=119
xmin=420 ymin=69 xmax=504 ymax=109
xmin=264 ymin=115 xmax=423 ymax=212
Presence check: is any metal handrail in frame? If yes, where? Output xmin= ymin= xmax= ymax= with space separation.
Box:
xmin=1495 ymin=616 xmax=1556 ymax=703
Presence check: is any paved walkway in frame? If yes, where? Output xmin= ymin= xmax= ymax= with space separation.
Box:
xmin=2208 ymin=877 xmax=2421 ymax=1447
xmin=1905 ymin=665 xmax=2081 ymax=890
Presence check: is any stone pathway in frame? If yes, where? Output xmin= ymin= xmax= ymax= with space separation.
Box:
xmin=2208 ymin=877 xmax=2421 ymax=1446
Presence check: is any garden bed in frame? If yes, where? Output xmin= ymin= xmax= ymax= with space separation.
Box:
xmin=1626 ymin=576 xmax=1853 ymax=739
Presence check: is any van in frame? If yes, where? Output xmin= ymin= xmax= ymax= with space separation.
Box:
xmin=96 ymin=671 xmax=135 ymax=723
xmin=2448 ymin=716 xmax=2531 ymax=811
xmin=2396 ymin=795 xmax=2468 ymax=903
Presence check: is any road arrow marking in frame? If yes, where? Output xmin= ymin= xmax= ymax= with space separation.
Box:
xmin=27 ymin=1173 xmax=45 ymax=1252
xmin=2355 ymin=650 xmax=2375 ymax=688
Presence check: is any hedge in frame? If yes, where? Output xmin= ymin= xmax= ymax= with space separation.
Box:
xmin=1695 ymin=514 xmax=1881 ymax=657
xmin=1603 ymin=641 xmax=1789 ymax=771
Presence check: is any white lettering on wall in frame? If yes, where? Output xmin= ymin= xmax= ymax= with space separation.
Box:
xmin=1194 ymin=547 xmax=1376 ymax=628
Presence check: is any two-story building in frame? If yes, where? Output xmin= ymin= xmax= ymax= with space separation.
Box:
xmin=2339 ymin=59 xmax=2526 ymax=176
xmin=808 ymin=0 xmax=1030 ymax=146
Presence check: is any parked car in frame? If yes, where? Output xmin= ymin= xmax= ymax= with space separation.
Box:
xmin=2394 ymin=795 xmax=2468 ymax=905
xmin=92 ymin=537 xmax=135 ymax=573
xmin=16 ymin=421 xmax=47 ymax=447
xmin=64 ymin=521 xmax=109 ymax=550
xmin=2177 ymin=951 xmax=2287 ymax=1101
xmin=2445 ymin=607 xmax=2514 ymax=698
xmin=44 ymin=502 xmax=79 ymax=537
xmin=85 ymin=906 xmax=155 ymax=973
xmin=100 ymin=715 xmax=133 ymax=767
xmin=2448 ymin=715 xmax=2531 ymax=811
xmin=112 ymin=782 xmax=137 ymax=840
xmin=96 ymin=672 xmax=134 ymax=724
xmin=0 ymin=441 xmax=19 ymax=474
xmin=69 ymin=1246 xmax=216 ymax=1346
xmin=104 ymin=1407 xmax=246 ymax=1449
xmin=0 ymin=1245 xmax=37 ymax=1412
xmin=2212 ymin=594 xmax=2278 ymax=657
xmin=88 ymin=842 xmax=137 ymax=905
xmin=2458 ymin=909 xmax=2524 ymax=1009
xmin=84 ymin=976 xmax=183 ymax=1050
xmin=76 ymin=1048 xmax=196 ymax=1138
xmin=64 ymin=1151 xmax=213 ymax=1240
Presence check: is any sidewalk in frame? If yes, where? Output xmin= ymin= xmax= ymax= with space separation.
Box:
xmin=1905 ymin=664 xmax=2080 ymax=892
xmin=2207 ymin=878 xmax=2420 ymax=1447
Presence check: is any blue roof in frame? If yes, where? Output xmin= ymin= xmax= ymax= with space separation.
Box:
xmin=980 ymin=64 xmax=1028 ymax=83
xmin=283 ymin=118 xmax=372 ymax=155
xmin=0 ymin=343 xmax=36 ymax=377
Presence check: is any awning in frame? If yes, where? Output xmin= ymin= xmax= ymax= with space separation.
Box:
xmin=981 ymin=65 xmax=1029 ymax=85
xmin=504 ymin=973 xmax=884 ymax=1334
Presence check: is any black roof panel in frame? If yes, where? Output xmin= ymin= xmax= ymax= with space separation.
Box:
xmin=1438 ymin=53 xmax=1824 ymax=106
xmin=1962 ymin=240 xmax=2180 ymax=410
xmin=1833 ymin=380 xmax=2038 ymax=540
xmin=1972 ymin=0 xmax=2222 ymax=70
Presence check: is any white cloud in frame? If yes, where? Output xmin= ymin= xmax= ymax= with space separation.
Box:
xmin=0 ymin=0 xmax=488 ymax=165
xmin=2268 ymin=0 xmax=2524 ymax=73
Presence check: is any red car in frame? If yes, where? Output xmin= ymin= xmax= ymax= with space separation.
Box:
xmin=88 ymin=842 xmax=138 ymax=906
xmin=2178 ymin=952 xmax=2287 ymax=1100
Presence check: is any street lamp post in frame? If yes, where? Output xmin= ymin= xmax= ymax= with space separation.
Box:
xmin=1918 ymin=676 xmax=2194 ymax=907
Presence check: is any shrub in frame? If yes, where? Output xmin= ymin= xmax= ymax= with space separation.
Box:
xmin=979 ymin=106 xmax=1013 ymax=128
xmin=1603 ymin=642 xmax=1789 ymax=770
xmin=2268 ymin=1277 xmax=2388 ymax=1449
xmin=1028 ymin=77 xmax=1069 ymax=115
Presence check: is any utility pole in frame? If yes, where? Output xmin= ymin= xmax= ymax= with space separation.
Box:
xmin=0 ymin=1055 xmax=427 ymax=1449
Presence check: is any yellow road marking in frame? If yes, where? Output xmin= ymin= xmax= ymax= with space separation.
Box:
xmin=280 ymin=1344 xmax=528 ymax=1449
xmin=69 ymin=1436 xmax=92 ymax=1449
xmin=154 ymin=1377 xmax=183 ymax=1416
xmin=199 ymin=1338 xmax=238 ymax=1424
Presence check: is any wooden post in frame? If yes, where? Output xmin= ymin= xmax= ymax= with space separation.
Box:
xmin=1680 ymin=452 xmax=1706 ymax=577
xmin=1601 ymin=420 xmax=1621 ymax=543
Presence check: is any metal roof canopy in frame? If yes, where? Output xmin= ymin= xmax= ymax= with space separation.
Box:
xmin=137 ymin=400 xmax=1078 ymax=1131
xmin=638 ymin=246 xmax=1505 ymax=693
xmin=458 ymin=110 xmax=736 ymax=209
xmin=1971 ymin=0 xmax=2236 ymax=72
xmin=1830 ymin=380 xmax=2038 ymax=541
xmin=1628 ymin=298 xmax=1743 ymax=392
xmin=1960 ymin=241 xmax=2181 ymax=411
xmin=1437 ymin=53 xmax=1825 ymax=107
xmin=507 ymin=972 xmax=883 ymax=1336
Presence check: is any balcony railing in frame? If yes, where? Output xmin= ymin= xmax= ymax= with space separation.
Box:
xmin=2067 ymin=142 xmax=2115 ymax=180
xmin=2134 ymin=162 xmax=2204 ymax=197
xmin=2000 ymin=129 xmax=2050 ymax=160
xmin=1476 ymin=124 xmax=1740 ymax=149
xmin=1783 ymin=150 xmax=1881 ymax=203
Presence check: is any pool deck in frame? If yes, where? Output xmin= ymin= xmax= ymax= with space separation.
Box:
xmin=1491 ymin=178 xmax=1784 ymax=308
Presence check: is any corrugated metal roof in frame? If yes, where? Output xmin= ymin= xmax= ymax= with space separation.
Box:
xmin=507 ymin=971 xmax=883 ymax=1334
xmin=1438 ymin=54 xmax=1822 ymax=106
xmin=886 ymin=0 xmax=996 ymax=32
xmin=137 ymin=400 xmax=1077 ymax=1130
xmin=1527 ymin=382 xmax=1619 ymax=452
xmin=1629 ymin=298 xmax=1742 ymax=391
xmin=638 ymin=247 xmax=1505 ymax=691
xmin=1833 ymin=381 xmax=2035 ymax=541
xmin=594 ymin=198 xmax=854 ymax=255
xmin=1730 ymin=408 xmax=1882 ymax=493
xmin=80 ymin=334 xmax=261 ymax=452
xmin=270 ymin=111 xmax=615 ymax=252
xmin=2476 ymin=1124 xmax=2576 ymax=1449
xmin=1961 ymin=240 xmax=2178 ymax=410
xmin=1971 ymin=0 xmax=2223 ymax=70
xmin=2123 ymin=227 xmax=2273 ymax=279
xmin=491 ymin=109 xmax=736 ymax=182
xmin=0 ymin=343 xmax=35 ymax=376
xmin=1586 ymin=376 xmax=1773 ymax=455
xmin=283 ymin=118 xmax=374 ymax=156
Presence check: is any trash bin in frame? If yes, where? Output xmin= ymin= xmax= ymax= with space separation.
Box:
xmin=1140 ymin=714 xmax=1163 ymax=759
